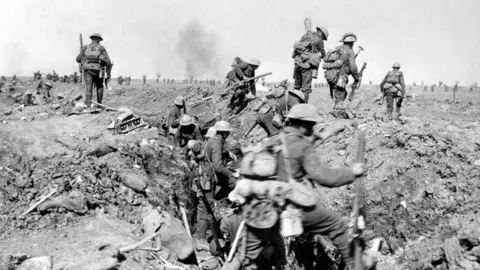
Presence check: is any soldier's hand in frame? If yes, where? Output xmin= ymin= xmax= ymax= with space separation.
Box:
xmin=352 ymin=162 xmax=367 ymax=177
xmin=219 ymin=239 xmax=226 ymax=248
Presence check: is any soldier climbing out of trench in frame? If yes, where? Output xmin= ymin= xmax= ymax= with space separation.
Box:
xmin=229 ymin=58 xmax=261 ymax=115
xmin=141 ymin=95 xmax=186 ymax=137
xmin=255 ymin=79 xmax=305 ymax=136
xmin=174 ymin=115 xmax=204 ymax=150
xmin=227 ymin=104 xmax=371 ymax=270
xmin=76 ymin=33 xmax=111 ymax=112
xmin=380 ymin=62 xmax=406 ymax=121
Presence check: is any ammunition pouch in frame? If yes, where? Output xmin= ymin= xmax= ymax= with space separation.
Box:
xmin=83 ymin=62 xmax=101 ymax=71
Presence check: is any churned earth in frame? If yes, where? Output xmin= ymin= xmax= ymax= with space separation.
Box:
xmin=1 ymin=78 xmax=479 ymax=269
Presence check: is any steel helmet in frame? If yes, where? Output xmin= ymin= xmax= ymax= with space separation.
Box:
xmin=248 ymin=58 xmax=261 ymax=66
xmin=286 ymin=104 xmax=322 ymax=122
xmin=44 ymin=81 xmax=52 ymax=88
xmin=180 ymin=114 xmax=194 ymax=126
xmin=174 ymin=96 xmax=185 ymax=106
xmin=214 ymin=120 xmax=233 ymax=131
xmin=90 ymin=33 xmax=103 ymax=41
xmin=288 ymin=90 xmax=305 ymax=102
xmin=392 ymin=62 xmax=401 ymax=68
xmin=316 ymin=26 xmax=329 ymax=40
xmin=277 ymin=79 xmax=288 ymax=88
xmin=340 ymin=32 xmax=357 ymax=43
xmin=205 ymin=127 xmax=217 ymax=138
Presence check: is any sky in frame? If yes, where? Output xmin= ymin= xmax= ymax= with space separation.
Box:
xmin=1 ymin=0 xmax=479 ymax=85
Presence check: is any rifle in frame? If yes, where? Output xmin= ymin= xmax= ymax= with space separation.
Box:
xmin=79 ymin=33 xmax=84 ymax=84
xmin=353 ymin=128 xmax=367 ymax=270
xmin=243 ymin=122 xmax=258 ymax=138
xmin=193 ymin=178 xmax=225 ymax=260
xmin=348 ymin=62 xmax=367 ymax=102
xmin=220 ymin=72 xmax=273 ymax=98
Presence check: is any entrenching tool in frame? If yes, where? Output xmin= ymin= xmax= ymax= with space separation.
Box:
xmin=352 ymin=127 xmax=367 ymax=270
xmin=355 ymin=46 xmax=364 ymax=59
xmin=348 ymin=62 xmax=367 ymax=102
xmin=186 ymin=96 xmax=212 ymax=108
xmin=226 ymin=220 xmax=246 ymax=263
xmin=220 ymin=72 xmax=273 ymax=98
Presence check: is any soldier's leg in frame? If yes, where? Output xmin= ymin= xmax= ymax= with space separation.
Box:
xmin=243 ymin=225 xmax=275 ymax=270
xmin=386 ymin=93 xmax=394 ymax=118
xmin=293 ymin=64 xmax=302 ymax=90
xmin=303 ymin=202 xmax=353 ymax=269
xmin=300 ymin=69 xmax=313 ymax=103
xmin=94 ymin=75 xmax=104 ymax=104
xmin=256 ymin=111 xmax=279 ymax=136
xmin=333 ymin=86 xmax=348 ymax=109
xmin=396 ymin=96 xmax=403 ymax=116
xmin=196 ymin=191 xmax=214 ymax=240
xmin=84 ymin=72 xmax=94 ymax=108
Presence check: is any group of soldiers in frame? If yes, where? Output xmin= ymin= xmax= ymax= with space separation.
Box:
xmin=148 ymin=91 xmax=371 ymax=269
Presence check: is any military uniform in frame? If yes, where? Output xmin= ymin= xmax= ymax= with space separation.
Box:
xmin=331 ymin=44 xmax=359 ymax=106
xmin=174 ymin=125 xmax=203 ymax=148
xmin=256 ymin=87 xmax=304 ymax=136
xmin=292 ymin=28 xmax=327 ymax=103
xmin=230 ymin=60 xmax=259 ymax=114
xmin=205 ymin=134 xmax=236 ymax=199
xmin=380 ymin=65 xmax=405 ymax=119
xmin=76 ymin=33 xmax=110 ymax=109
xmin=168 ymin=106 xmax=184 ymax=129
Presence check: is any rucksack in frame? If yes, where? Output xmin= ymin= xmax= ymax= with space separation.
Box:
xmin=385 ymin=71 xmax=401 ymax=84
xmin=240 ymin=135 xmax=282 ymax=179
xmin=323 ymin=46 xmax=346 ymax=83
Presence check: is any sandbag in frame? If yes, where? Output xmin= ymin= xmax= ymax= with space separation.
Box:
xmin=240 ymin=136 xmax=282 ymax=179
xmin=118 ymin=170 xmax=148 ymax=193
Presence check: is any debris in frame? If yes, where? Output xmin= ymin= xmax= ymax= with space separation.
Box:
xmin=19 ymin=188 xmax=57 ymax=217
xmin=16 ymin=256 xmax=52 ymax=270
xmin=3 ymin=108 xmax=13 ymax=115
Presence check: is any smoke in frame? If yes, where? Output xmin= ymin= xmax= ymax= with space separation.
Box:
xmin=176 ymin=19 xmax=221 ymax=79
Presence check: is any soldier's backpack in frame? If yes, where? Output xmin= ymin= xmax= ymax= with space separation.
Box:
xmin=385 ymin=70 xmax=401 ymax=84
xmin=322 ymin=46 xmax=346 ymax=84
xmin=83 ymin=44 xmax=103 ymax=70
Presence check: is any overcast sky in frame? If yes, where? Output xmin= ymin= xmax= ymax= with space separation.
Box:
xmin=1 ymin=0 xmax=479 ymax=85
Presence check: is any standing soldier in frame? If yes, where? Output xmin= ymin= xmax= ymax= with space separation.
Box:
xmin=174 ymin=115 xmax=204 ymax=150
xmin=43 ymin=81 xmax=54 ymax=99
xmin=76 ymin=33 xmax=110 ymax=111
xmin=237 ymin=104 xmax=368 ymax=270
xmin=469 ymin=85 xmax=474 ymax=92
xmin=380 ymin=62 xmax=405 ymax=120
xmin=430 ymin=85 xmax=435 ymax=92
xmin=292 ymin=26 xmax=328 ymax=103
xmin=205 ymin=121 xmax=237 ymax=199
xmin=444 ymin=85 xmax=449 ymax=92
xmin=323 ymin=33 xmax=360 ymax=110
xmin=166 ymin=96 xmax=186 ymax=135
xmin=256 ymin=79 xmax=305 ymax=136
xmin=423 ymin=85 xmax=428 ymax=92
xmin=117 ymin=75 xmax=124 ymax=85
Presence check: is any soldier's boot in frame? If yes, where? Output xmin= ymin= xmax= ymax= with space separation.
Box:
xmin=395 ymin=107 xmax=402 ymax=118
xmin=303 ymin=92 xmax=310 ymax=103
xmin=386 ymin=112 xmax=393 ymax=121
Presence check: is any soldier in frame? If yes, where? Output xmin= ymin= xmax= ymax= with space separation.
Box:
xmin=240 ymin=104 xmax=368 ymax=270
xmin=206 ymin=121 xmax=237 ymax=199
xmin=76 ymin=33 xmax=110 ymax=111
xmin=230 ymin=58 xmax=261 ymax=114
xmin=444 ymin=85 xmax=449 ymax=92
xmin=430 ymin=85 xmax=434 ymax=92
xmin=117 ymin=75 xmax=124 ymax=85
xmin=323 ymin=33 xmax=359 ymax=110
xmin=43 ymin=81 xmax=53 ymax=99
xmin=256 ymin=79 xmax=305 ymax=136
xmin=185 ymin=139 xmax=216 ymax=248
xmin=127 ymin=76 xmax=131 ymax=85
xmin=470 ymin=85 xmax=474 ymax=92
xmin=73 ymin=72 xmax=79 ymax=84
xmin=12 ymin=75 xmax=17 ymax=86
xmin=292 ymin=26 xmax=328 ymax=103
xmin=174 ymin=115 xmax=203 ymax=149
xmin=380 ymin=62 xmax=406 ymax=120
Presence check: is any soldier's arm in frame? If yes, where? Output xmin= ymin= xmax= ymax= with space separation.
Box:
xmin=399 ymin=73 xmax=406 ymax=92
xmin=174 ymin=129 xmax=182 ymax=147
xmin=76 ymin=46 xmax=86 ymax=63
xmin=303 ymin=147 xmax=356 ymax=187
xmin=168 ymin=110 xmax=181 ymax=128
xmin=100 ymin=46 xmax=111 ymax=66
xmin=379 ymin=73 xmax=388 ymax=91
xmin=234 ymin=62 xmax=248 ymax=79
xmin=211 ymin=140 xmax=233 ymax=178
xmin=348 ymin=51 xmax=360 ymax=82
xmin=316 ymin=39 xmax=326 ymax=59
xmin=194 ymin=126 xmax=203 ymax=141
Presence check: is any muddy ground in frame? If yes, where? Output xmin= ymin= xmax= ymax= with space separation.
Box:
xmin=1 ymin=79 xmax=480 ymax=269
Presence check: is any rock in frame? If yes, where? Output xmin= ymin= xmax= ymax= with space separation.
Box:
xmin=38 ymin=190 xmax=88 ymax=214
xmin=3 ymin=108 xmax=13 ymax=115
xmin=63 ymin=255 xmax=119 ymax=270
xmin=57 ymin=92 xmax=65 ymax=100
xmin=51 ymin=103 xmax=61 ymax=110
xmin=17 ymin=256 xmax=52 ymax=270
xmin=118 ymin=170 xmax=148 ymax=193
xmin=3 ymin=253 xmax=29 ymax=269
xmin=85 ymin=143 xmax=117 ymax=158
xmin=143 ymin=209 xmax=194 ymax=260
